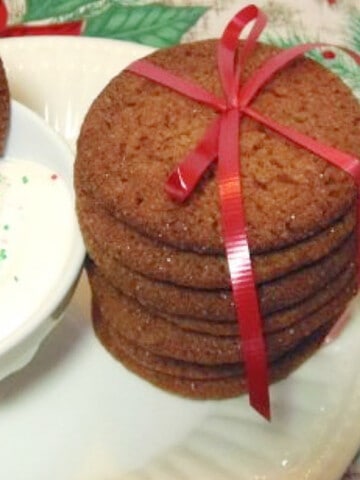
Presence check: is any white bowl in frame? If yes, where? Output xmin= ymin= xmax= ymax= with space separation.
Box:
xmin=0 ymin=100 xmax=85 ymax=380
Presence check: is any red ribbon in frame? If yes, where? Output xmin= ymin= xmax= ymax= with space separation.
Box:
xmin=128 ymin=4 xmax=360 ymax=419
xmin=129 ymin=5 xmax=360 ymax=419
xmin=0 ymin=1 xmax=82 ymax=36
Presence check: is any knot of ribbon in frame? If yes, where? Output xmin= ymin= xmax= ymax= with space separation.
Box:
xmin=128 ymin=4 xmax=360 ymax=420
xmin=0 ymin=1 xmax=82 ymax=37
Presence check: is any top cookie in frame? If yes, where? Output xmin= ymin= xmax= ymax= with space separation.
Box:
xmin=75 ymin=40 xmax=360 ymax=254
xmin=0 ymin=57 xmax=9 ymax=155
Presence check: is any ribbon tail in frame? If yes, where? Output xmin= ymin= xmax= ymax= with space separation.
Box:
xmin=239 ymin=42 xmax=360 ymax=108
xmin=218 ymin=4 xmax=266 ymax=101
xmin=217 ymin=109 xmax=270 ymax=420
xmin=128 ymin=60 xmax=225 ymax=111
xmin=244 ymin=106 xmax=360 ymax=291
xmin=244 ymin=107 xmax=360 ymax=184
xmin=245 ymin=106 xmax=360 ymax=273
xmin=165 ymin=118 xmax=220 ymax=202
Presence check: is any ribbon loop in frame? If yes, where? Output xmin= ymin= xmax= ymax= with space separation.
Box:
xmin=217 ymin=4 xmax=267 ymax=107
xmin=165 ymin=118 xmax=221 ymax=202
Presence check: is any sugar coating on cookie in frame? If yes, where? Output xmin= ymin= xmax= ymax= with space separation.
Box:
xmin=85 ymin=233 xmax=356 ymax=321
xmin=77 ymin=190 xmax=356 ymax=288
xmin=87 ymin=262 xmax=354 ymax=366
xmin=75 ymin=40 xmax=360 ymax=254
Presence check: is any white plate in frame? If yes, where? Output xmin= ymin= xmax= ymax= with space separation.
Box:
xmin=0 ymin=36 xmax=359 ymax=480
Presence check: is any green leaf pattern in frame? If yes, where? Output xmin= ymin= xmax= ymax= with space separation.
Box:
xmin=84 ymin=4 xmax=207 ymax=47
xmin=23 ymin=0 xmax=207 ymax=46
xmin=24 ymin=0 xmax=101 ymax=21
xmin=19 ymin=1 xmax=360 ymax=57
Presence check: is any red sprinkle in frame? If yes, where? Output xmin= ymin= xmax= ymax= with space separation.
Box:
xmin=322 ymin=50 xmax=336 ymax=59
xmin=327 ymin=0 xmax=337 ymax=5
xmin=51 ymin=174 xmax=58 ymax=180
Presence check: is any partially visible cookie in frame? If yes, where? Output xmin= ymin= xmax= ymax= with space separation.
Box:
xmin=0 ymin=57 xmax=9 ymax=155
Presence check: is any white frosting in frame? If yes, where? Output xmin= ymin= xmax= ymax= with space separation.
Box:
xmin=0 ymin=158 xmax=74 ymax=341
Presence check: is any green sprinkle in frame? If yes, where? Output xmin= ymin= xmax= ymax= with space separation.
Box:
xmin=22 ymin=176 xmax=29 ymax=184
xmin=14 ymin=276 xmax=18 ymax=282
xmin=3 ymin=224 xmax=9 ymax=230
xmin=0 ymin=248 xmax=7 ymax=261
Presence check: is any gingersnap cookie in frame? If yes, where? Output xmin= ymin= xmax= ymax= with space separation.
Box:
xmin=86 ymin=232 xmax=356 ymax=321
xmin=92 ymin=273 xmax=355 ymax=379
xmin=92 ymin=301 xmax=337 ymax=400
xmin=92 ymin=299 xmax=244 ymax=380
xmin=75 ymin=39 xmax=360 ymax=255
xmin=154 ymin=264 xmax=356 ymax=336
xmin=0 ymin=57 xmax=10 ymax=155
xmin=92 ymin=297 xmax=335 ymax=382
xmin=86 ymin=261 xmax=354 ymax=366
xmin=77 ymin=189 xmax=356 ymax=289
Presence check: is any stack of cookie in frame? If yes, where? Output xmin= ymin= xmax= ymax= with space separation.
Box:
xmin=75 ymin=40 xmax=359 ymax=399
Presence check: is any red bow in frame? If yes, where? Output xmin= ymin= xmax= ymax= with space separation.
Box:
xmin=0 ymin=1 xmax=82 ymax=36
xmin=128 ymin=4 xmax=360 ymax=420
